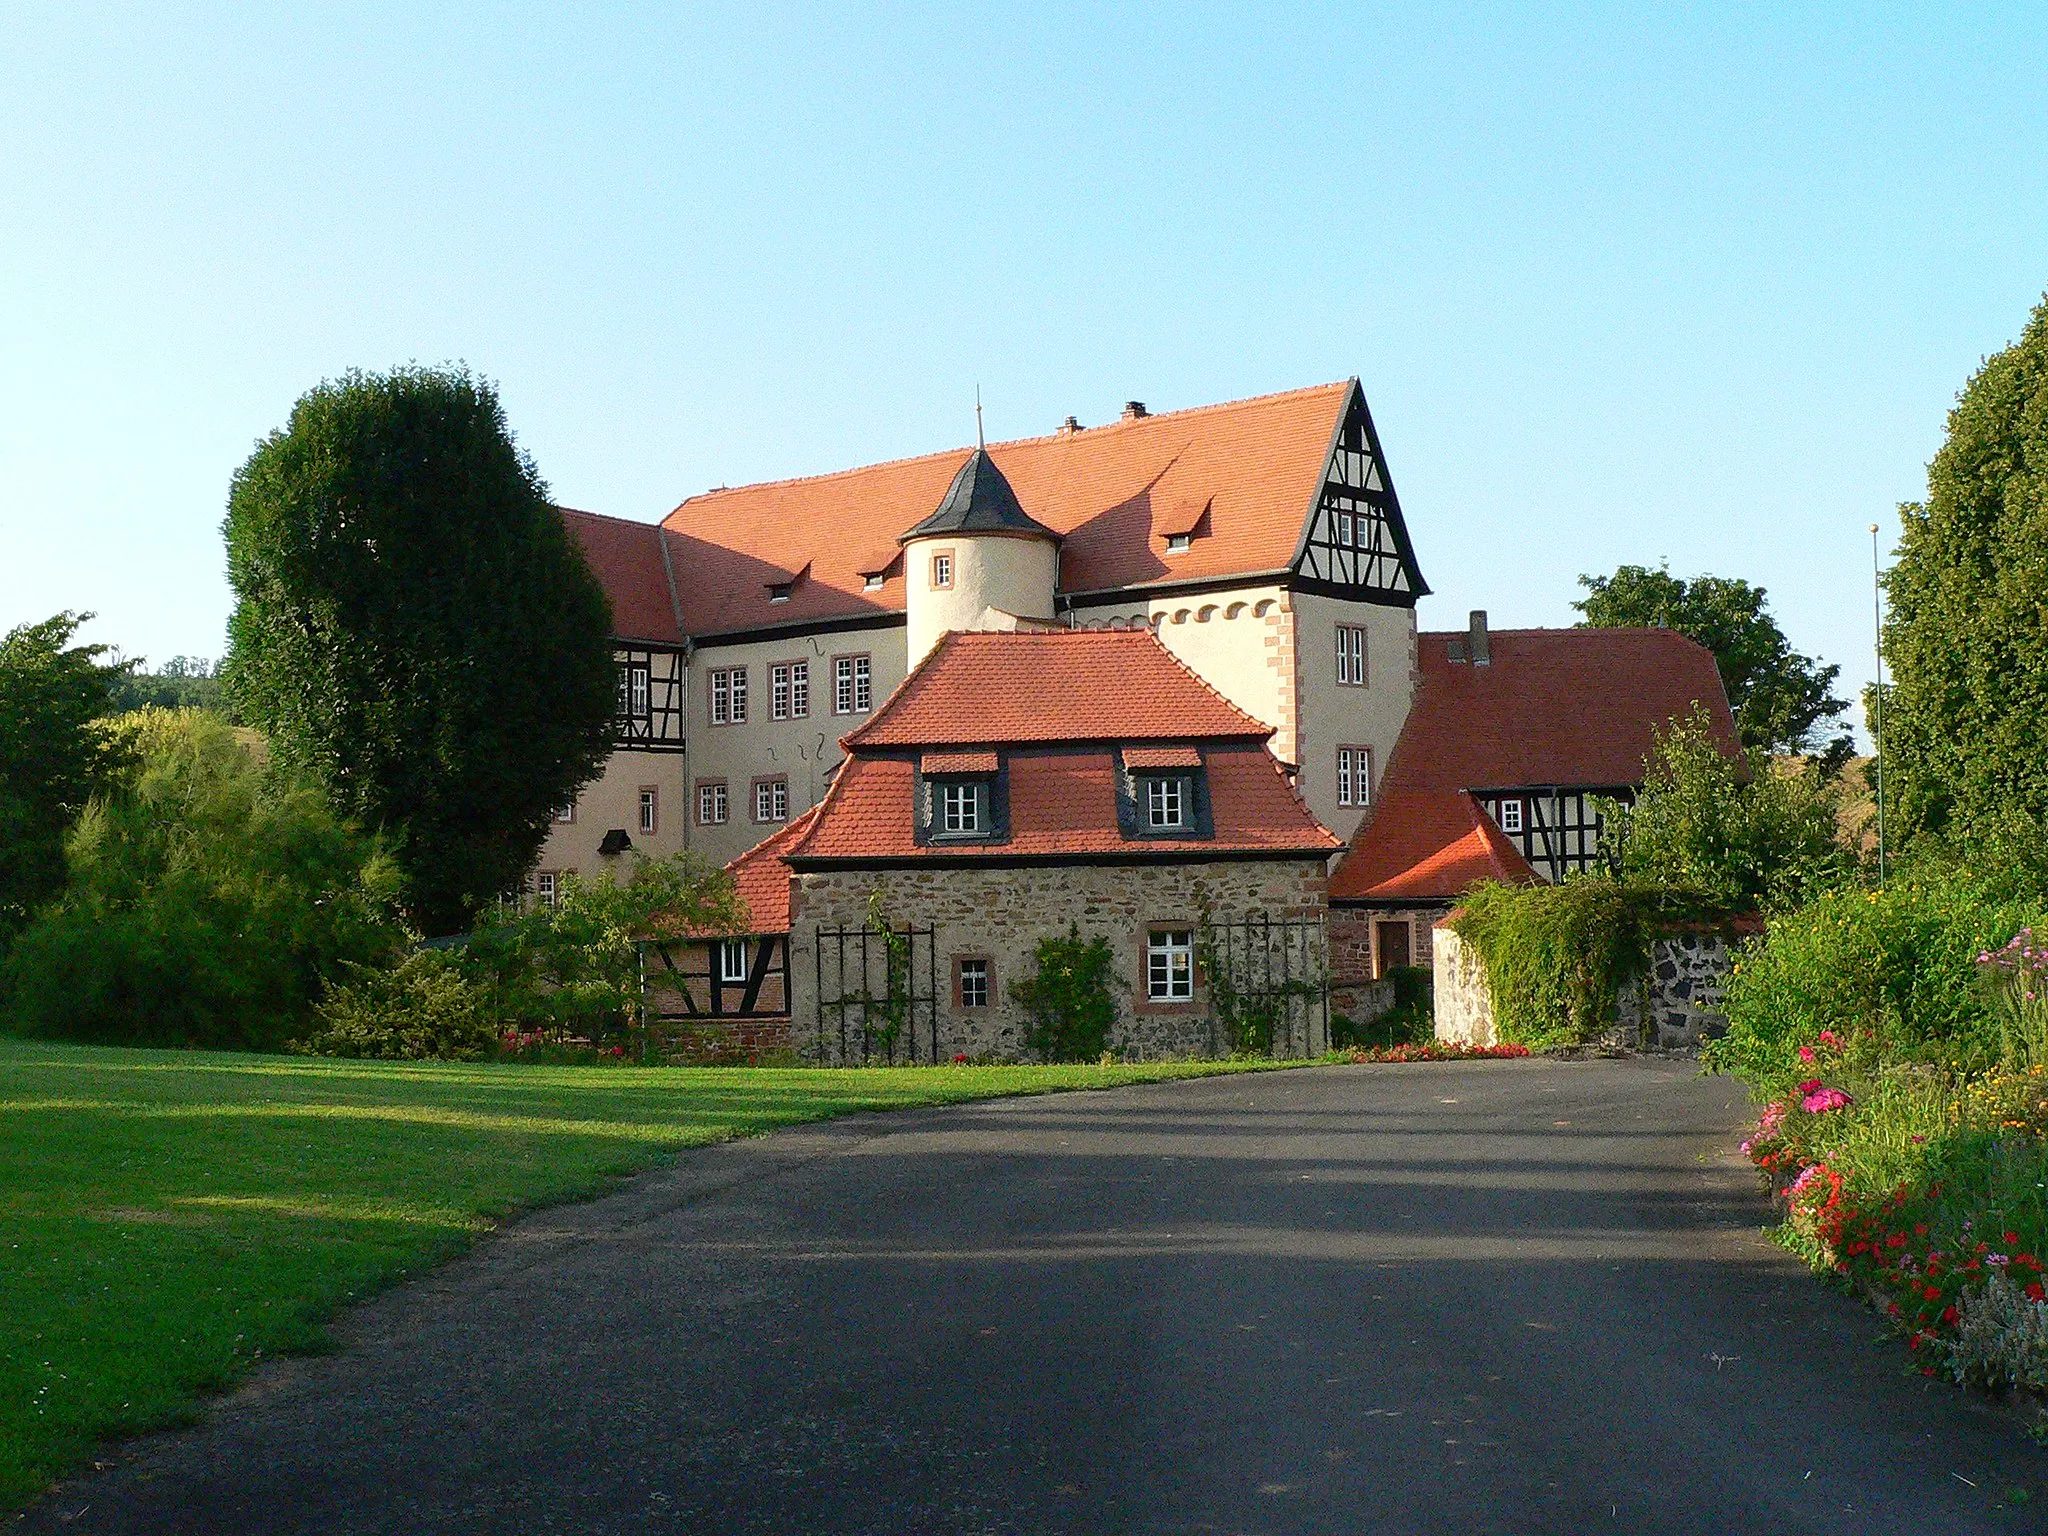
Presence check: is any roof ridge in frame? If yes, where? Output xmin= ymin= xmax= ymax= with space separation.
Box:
xmin=839 ymin=629 xmax=962 ymax=750
xmin=555 ymin=504 xmax=663 ymax=531
xmin=1132 ymin=628 xmax=1277 ymax=743
xmin=663 ymin=379 xmax=1354 ymax=518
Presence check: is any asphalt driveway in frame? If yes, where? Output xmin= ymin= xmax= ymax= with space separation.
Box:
xmin=24 ymin=1060 xmax=2048 ymax=1534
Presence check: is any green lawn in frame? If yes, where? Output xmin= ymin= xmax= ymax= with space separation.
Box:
xmin=0 ymin=1038 xmax=1289 ymax=1513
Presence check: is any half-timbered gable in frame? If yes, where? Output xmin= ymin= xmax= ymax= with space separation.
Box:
xmin=1289 ymin=383 xmax=1429 ymax=604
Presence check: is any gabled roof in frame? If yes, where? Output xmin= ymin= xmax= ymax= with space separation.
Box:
xmin=783 ymin=745 xmax=1340 ymax=864
xmin=899 ymin=448 xmax=1060 ymax=544
xmin=655 ymin=381 xmax=1357 ymax=636
xmin=719 ymin=807 xmax=819 ymax=935
xmin=558 ymin=507 xmax=682 ymax=644
xmin=843 ymin=629 xmax=1273 ymax=750
xmin=1329 ymin=626 xmax=1741 ymax=903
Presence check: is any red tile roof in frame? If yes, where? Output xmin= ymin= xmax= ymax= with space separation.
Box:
xmin=920 ymin=750 xmax=999 ymax=774
xmin=717 ymin=808 xmax=818 ymax=934
xmin=1329 ymin=627 xmax=1741 ymax=902
xmin=558 ymin=508 xmax=682 ymax=644
xmin=1123 ymin=746 xmax=1204 ymax=769
xmin=845 ymin=629 xmax=1272 ymax=749
xmin=784 ymin=746 xmax=1340 ymax=864
xmin=652 ymin=382 xmax=1356 ymax=636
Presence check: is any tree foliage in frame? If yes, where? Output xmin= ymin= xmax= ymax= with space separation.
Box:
xmin=1575 ymin=564 xmax=1851 ymax=767
xmin=107 ymin=655 xmax=226 ymax=715
xmin=223 ymin=365 xmax=617 ymax=935
xmin=1881 ymin=293 xmax=2048 ymax=843
xmin=1 ymin=709 xmax=403 ymax=1049
xmin=1604 ymin=706 xmax=1851 ymax=913
xmin=0 ymin=613 xmax=127 ymax=948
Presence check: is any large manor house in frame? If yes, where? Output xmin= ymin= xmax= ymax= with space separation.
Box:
xmin=543 ymin=379 xmax=1736 ymax=1057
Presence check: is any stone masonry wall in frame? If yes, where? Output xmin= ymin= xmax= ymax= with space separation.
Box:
xmin=789 ymin=860 xmax=1328 ymax=1063
xmin=1435 ymin=923 xmax=1736 ymax=1050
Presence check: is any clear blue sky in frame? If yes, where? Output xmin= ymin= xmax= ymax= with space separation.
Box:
xmin=6 ymin=4 xmax=2045 ymax=742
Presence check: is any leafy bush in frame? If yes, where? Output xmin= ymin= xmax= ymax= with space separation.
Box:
xmin=1333 ymin=966 xmax=1433 ymax=1051
xmin=1449 ymin=877 xmax=1719 ymax=1048
xmin=1 ymin=709 xmax=402 ymax=1050
xmin=461 ymin=854 xmax=744 ymax=1045
xmin=1604 ymin=706 xmax=1852 ymax=913
xmin=1011 ymin=925 xmax=1121 ymax=1063
xmin=1706 ymin=871 xmax=2045 ymax=1082
xmin=297 ymin=950 xmax=500 ymax=1060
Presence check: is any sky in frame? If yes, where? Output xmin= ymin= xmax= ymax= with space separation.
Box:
xmin=5 ymin=3 xmax=2046 ymax=742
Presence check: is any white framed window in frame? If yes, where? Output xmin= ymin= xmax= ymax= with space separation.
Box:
xmin=1145 ymin=776 xmax=1186 ymax=829
xmin=1336 ymin=624 xmax=1368 ymax=687
xmin=939 ymin=781 xmax=987 ymax=835
xmin=710 ymin=667 xmax=747 ymax=724
xmin=1147 ymin=930 xmax=1194 ymax=1002
xmin=1337 ymin=745 xmax=1373 ymax=808
xmin=930 ymin=551 xmax=953 ymax=589
xmin=697 ymin=781 xmax=727 ymax=826
xmin=1337 ymin=510 xmax=1354 ymax=547
xmin=834 ymin=654 xmax=872 ymax=715
xmin=1498 ymin=798 xmax=1524 ymax=834
xmin=957 ymin=957 xmax=989 ymax=1009
xmin=790 ymin=660 xmax=809 ymax=718
xmin=864 ymin=573 xmax=885 ymax=592
xmin=617 ymin=661 xmax=651 ymax=719
xmin=535 ymin=871 xmax=558 ymax=908
xmin=1165 ymin=533 xmax=1192 ymax=554
xmin=718 ymin=938 xmax=749 ymax=984
xmin=754 ymin=778 xmax=788 ymax=824
xmin=771 ymin=663 xmax=791 ymax=721
xmin=638 ymin=786 xmax=659 ymax=835
xmin=555 ymin=800 xmax=576 ymax=824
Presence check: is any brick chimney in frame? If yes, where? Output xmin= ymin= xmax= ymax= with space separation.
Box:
xmin=1056 ymin=415 xmax=1082 ymax=436
xmin=1121 ymin=400 xmax=1148 ymax=421
xmin=1469 ymin=609 xmax=1490 ymax=666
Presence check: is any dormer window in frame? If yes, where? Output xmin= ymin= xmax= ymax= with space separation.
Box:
xmin=1118 ymin=746 xmax=1210 ymax=840
xmin=864 ymin=573 xmax=885 ymax=592
xmin=939 ymin=780 xmax=988 ymax=835
xmin=768 ymin=582 xmax=793 ymax=604
xmin=1165 ymin=533 xmax=1192 ymax=554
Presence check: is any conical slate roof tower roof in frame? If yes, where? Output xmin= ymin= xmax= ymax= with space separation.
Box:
xmin=898 ymin=448 xmax=1061 ymax=544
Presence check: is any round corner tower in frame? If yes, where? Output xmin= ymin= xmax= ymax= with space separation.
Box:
xmin=900 ymin=447 xmax=1061 ymax=668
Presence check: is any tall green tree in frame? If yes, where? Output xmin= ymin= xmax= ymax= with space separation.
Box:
xmin=1882 ymin=293 xmax=2048 ymax=843
xmin=0 ymin=613 xmax=126 ymax=947
xmin=224 ymin=366 xmax=617 ymax=934
xmin=1575 ymin=564 xmax=1851 ymax=768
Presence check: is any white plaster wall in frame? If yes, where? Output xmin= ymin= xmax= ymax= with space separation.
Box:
xmin=682 ymin=623 xmax=911 ymax=866
xmin=904 ymin=534 xmax=1059 ymax=668
xmin=1431 ymin=924 xmax=1495 ymax=1047
xmin=537 ymin=748 xmax=690 ymax=882
xmin=1289 ymin=592 xmax=1417 ymax=845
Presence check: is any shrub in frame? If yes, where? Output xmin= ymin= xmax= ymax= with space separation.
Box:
xmin=1707 ymin=871 xmax=2045 ymax=1082
xmin=461 ymin=853 xmax=743 ymax=1044
xmin=1011 ymin=926 xmax=1121 ymax=1063
xmin=297 ymin=950 xmax=499 ymax=1060
xmin=1 ymin=709 xmax=402 ymax=1050
xmin=1333 ymin=966 xmax=1433 ymax=1051
xmin=1450 ymin=877 xmax=1720 ymax=1048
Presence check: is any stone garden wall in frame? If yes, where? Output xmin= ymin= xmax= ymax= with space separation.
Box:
xmin=789 ymin=859 xmax=1328 ymax=1063
xmin=1433 ymin=921 xmax=1738 ymax=1051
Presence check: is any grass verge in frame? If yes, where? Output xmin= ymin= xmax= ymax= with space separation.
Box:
xmin=0 ymin=1037 xmax=1289 ymax=1512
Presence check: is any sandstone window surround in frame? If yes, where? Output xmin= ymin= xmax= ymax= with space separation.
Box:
xmin=696 ymin=779 xmax=728 ymax=826
xmin=1336 ymin=744 xmax=1373 ymax=808
xmin=753 ymin=776 xmax=789 ymax=824
xmin=1144 ymin=928 xmax=1196 ymax=1005
xmin=1336 ymin=624 xmax=1368 ymax=687
xmin=770 ymin=660 xmax=810 ymax=721
xmin=833 ymin=654 xmax=872 ymax=715
xmin=710 ymin=666 xmax=748 ymax=725
xmin=929 ymin=548 xmax=955 ymax=589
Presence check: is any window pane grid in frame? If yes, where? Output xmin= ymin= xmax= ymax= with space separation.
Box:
xmin=1147 ymin=931 xmax=1194 ymax=1001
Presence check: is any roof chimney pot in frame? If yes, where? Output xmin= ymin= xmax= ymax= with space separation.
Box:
xmin=1469 ymin=609 xmax=1490 ymax=667
xmin=1057 ymin=415 xmax=1082 ymax=436
xmin=1121 ymin=400 xmax=1148 ymax=421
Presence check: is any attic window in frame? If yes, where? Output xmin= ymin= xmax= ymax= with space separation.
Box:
xmin=939 ymin=780 xmax=989 ymax=836
xmin=1165 ymin=534 xmax=1192 ymax=554
xmin=1145 ymin=776 xmax=1187 ymax=829
xmin=864 ymin=574 xmax=885 ymax=592
xmin=1498 ymin=799 xmax=1524 ymax=834
xmin=768 ymin=582 xmax=793 ymax=604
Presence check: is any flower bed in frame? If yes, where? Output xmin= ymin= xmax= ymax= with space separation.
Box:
xmin=1342 ymin=1041 xmax=1532 ymax=1064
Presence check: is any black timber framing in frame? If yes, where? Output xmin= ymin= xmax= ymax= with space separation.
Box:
xmin=1289 ymin=382 xmax=1429 ymax=605
xmin=642 ymin=933 xmax=790 ymax=1020
xmin=1471 ymin=785 xmax=1635 ymax=883
xmin=613 ymin=644 xmax=686 ymax=753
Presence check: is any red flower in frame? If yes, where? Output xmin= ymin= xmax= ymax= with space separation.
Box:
xmin=2005 ymin=1231 xmax=2022 ymax=1247
xmin=2028 ymin=1283 xmax=2046 ymax=1303
xmin=1942 ymin=1305 xmax=1959 ymax=1325
xmin=1798 ymin=1078 xmax=1823 ymax=1096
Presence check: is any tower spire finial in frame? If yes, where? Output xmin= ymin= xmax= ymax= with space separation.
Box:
xmin=975 ymin=385 xmax=984 ymax=451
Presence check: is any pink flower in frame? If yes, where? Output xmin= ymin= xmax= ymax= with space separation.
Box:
xmin=1798 ymin=1046 xmax=1816 ymax=1063
xmin=1798 ymin=1078 xmax=1823 ymax=1097
xmin=1818 ymin=1031 xmax=1843 ymax=1049
xmin=1802 ymin=1086 xmax=1853 ymax=1115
